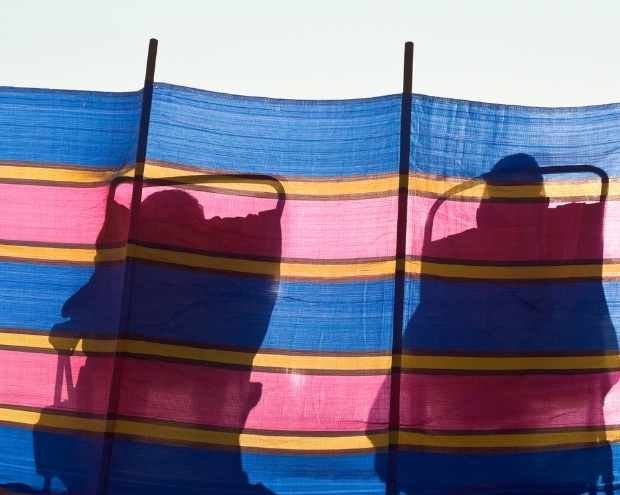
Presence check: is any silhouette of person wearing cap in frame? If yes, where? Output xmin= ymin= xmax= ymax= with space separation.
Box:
xmin=32 ymin=178 xmax=283 ymax=494
xmin=371 ymin=154 xmax=616 ymax=494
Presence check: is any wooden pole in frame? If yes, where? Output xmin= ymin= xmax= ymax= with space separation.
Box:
xmin=96 ymin=38 xmax=158 ymax=495
xmin=387 ymin=40 xmax=414 ymax=495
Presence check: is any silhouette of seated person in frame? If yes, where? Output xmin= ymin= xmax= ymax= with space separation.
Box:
xmin=372 ymin=154 xmax=617 ymax=494
xmin=413 ymin=154 xmax=615 ymax=355
xmin=34 ymin=180 xmax=282 ymax=494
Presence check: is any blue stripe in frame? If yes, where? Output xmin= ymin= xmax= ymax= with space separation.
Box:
xmin=0 ymin=424 xmax=385 ymax=495
xmin=0 ymin=424 xmax=105 ymax=494
xmin=3 ymin=424 xmax=618 ymax=495
xmin=412 ymin=94 xmax=620 ymax=179
xmin=4 ymin=85 xmax=619 ymax=182
xmin=147 ymin=83 xmax=401 ymax=177
xmin=0 ymin=260 xmax=393 ymax=352
xmin=392 ymin=447 xmax=618 ymax=494
xmin=403 ymin=277 xmax=620 ymax=354
xmin=3 ymin=260 xmax=620 ymax=355
xmin=108 ymin=436 xmax=385 ymax=495
xmin=0 ymin=86 xmax=141 ymax=168
xmin=0 ymin=261 xmax=124 ymax=336
xmin=2 ymin=85 xmax=619 ymax=181
xmin=126 ymin=261 xmax=393 ymax=352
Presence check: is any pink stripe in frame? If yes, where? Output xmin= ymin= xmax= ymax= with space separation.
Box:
xmin=117 ymin=358 xmax=389 ymax=431
xmin=136 ymin=186 xmax=397 ymax=260
xmin=408 ymin=196 xmax=620 ymax=261
xmin=399 ymin=372 xmax=620 ymax=430
xmin=0 ymin=350 xmax=389 ymax=431
xmin=8 ymin=350 xmax=620 ymax=432
xmin=0 ymin=183 xmax=397 ymax=259
xmin=8 ymin=181 xmax=618 ymax=263
xmin=0 ymin=350 xmax=112 ymax=413
xmin=0 ymin=183 xmax=129 ymax=246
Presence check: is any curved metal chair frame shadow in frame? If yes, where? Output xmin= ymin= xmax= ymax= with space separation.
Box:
xmin=423 ymin=165 xmax=609 ymax=253
xmin=110 ymin=172 xmax=286 ymax=211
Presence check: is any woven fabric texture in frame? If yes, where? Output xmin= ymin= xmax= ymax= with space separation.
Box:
xmin=0 ymin=83 xmax=619 ymax=494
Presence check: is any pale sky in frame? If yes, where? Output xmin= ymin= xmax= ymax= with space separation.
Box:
xmin=1 ymin=0 xmax=619 ymax=106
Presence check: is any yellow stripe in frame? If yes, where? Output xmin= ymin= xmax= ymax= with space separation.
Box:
xmin=409 ymin=174 xmax=613 ymax=200
xmin=396 ymin=354 xmax=620 ymax=371
xmin=120 ymin=339 xmax=392 ymax=371
xmin=4 ymin=331 xmax=620 ymax=372
xmin=144 ymin=162 xmax=399 ymax=197
xmin=1 ymin=161 xmax=616 ymax=200
xmin=0 ymin=242 xmax=395 ymax=279
xmin=1 ymin=242 xmax=618 ymax=281
xmin=1 ymin=406 xmax=386 ymax=451
xmin=0 ymin=331 xmax=392 ymax=372
xmin=405 ymin=259 xmax=620 ymax=280
xmin=0 ymin=243 xmax=126 ymax=263
xmin=395 ymin=429 xmax=616 ymax=449
xmin=0 ymin=163 xmax=131 ymax=183
xmin=0 ymin=406 xmax=107 ymax=433
xmin=147 ymin=163 xmax=618 ymax=199
xmin=114 ymin=419 xmax=387 ymax=451
xmin=129 ymin=244 xmax=396 ymax=279
xmin=3 ymin=405 xmax=618 ymax=451
xmin=0 ymin=242 xmax=394 ymax=278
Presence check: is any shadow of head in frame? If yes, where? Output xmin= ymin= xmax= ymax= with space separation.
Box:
xmin=482 ymin=153 xmax=544 ymax=190
xmin=477 ymin=153 xmax=548 ymax=229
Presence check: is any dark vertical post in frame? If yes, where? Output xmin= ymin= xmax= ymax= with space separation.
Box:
xmin=96 ymin=38 xmax=158 ymax=495
xmin=387 ymin=40 xmax=414 ymax=495
xmin=131 ymin=37 xmax=158 ymax=227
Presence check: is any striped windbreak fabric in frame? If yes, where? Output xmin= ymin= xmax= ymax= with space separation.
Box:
xmin=0 ymin=83 xmax=619 ymax=494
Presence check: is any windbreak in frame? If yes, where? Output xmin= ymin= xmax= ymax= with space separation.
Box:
xmin=0 ymin=83 xmax=619 ymax=494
